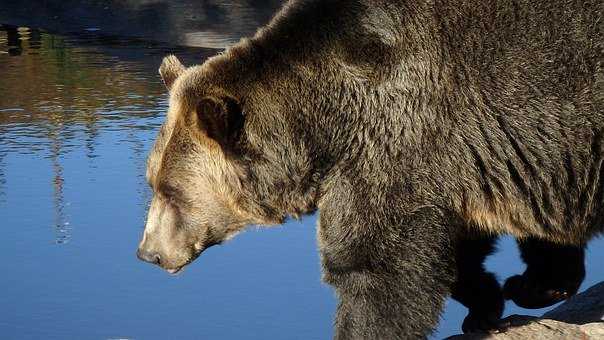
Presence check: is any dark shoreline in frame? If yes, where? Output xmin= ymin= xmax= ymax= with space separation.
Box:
xmin=0 ymin=0 xmax=282 ymax=48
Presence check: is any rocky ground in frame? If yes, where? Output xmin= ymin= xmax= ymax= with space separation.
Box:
xmin=447 ymin=282 xmax=604 ymax=339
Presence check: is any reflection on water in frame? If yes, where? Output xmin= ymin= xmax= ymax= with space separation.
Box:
xmin=50 ymin=131 xmax=70 ymax=244
xmin=1 ymin=25 xmax=41 ymax=56
xmin=0 ymin=26 xmax=186 ymax=243
xmin=0 ymin=150 xmax=5 ymax=202
xmin=0 ymin=0 xmax=283 ymax=48
xmin=0 ymin=24 xmax=213 ymax=243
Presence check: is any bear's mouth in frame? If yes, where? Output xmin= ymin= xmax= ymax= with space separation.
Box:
xmin=162 ymin=246 xmax=207 ymax=275
xmin=166 ymin=266 xmax=184 ymax=275
xmin=161 ymin=239 xmax=223 ymax=276
xmin=162 ymin=258 xmax=194 ymax=276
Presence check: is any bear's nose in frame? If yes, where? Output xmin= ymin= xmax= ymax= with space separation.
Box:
xmin=137 ymin=248 xmax=161 ymax=265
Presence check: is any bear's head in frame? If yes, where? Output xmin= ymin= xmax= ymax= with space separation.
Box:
xmin=137 ymin=55 xmax=319 ymax=273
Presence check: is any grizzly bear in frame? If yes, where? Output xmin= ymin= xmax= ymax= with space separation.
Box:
xmin=136 ymin=0 xmax=603 ymax=338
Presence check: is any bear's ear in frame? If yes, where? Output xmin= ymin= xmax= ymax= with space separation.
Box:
xmin=159 ymin=55 xmax=185 ymax=91
xmin=195 ymin=95 xmax=245 ymax=149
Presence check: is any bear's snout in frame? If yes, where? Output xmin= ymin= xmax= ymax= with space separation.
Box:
xmin=136 ymin=247 xmax=161 ymax=265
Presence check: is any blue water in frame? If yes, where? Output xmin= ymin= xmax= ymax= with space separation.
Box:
xmin=0 ymin=17 xmax=602 ymax=340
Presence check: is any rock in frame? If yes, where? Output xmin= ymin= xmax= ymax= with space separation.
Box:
xmin=581 ymin=323 xmax=604 ymax=338
xmin=445 ymin=316 xmax=588 ymax=340
xmin=543 ymin=281 xmax=604 ymax=324
xmin=445 ymin=281 xmax=604 ymax=340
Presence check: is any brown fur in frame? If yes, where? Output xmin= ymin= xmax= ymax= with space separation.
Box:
xmin=138 ymin=0 xmax=603 ymax=337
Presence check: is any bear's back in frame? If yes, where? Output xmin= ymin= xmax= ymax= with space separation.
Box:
xmin=432 ymin=0 xmax=603 ymax=241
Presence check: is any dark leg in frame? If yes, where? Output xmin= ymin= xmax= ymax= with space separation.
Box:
xmin=319 ymin=206 xmax=456 ymax=339
xmin=503 ymin=237 xmax=585 ymax=309
xmin=451 ymin=236 xmax=504 ymax=333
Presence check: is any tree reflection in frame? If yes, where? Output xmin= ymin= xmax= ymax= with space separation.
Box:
xmin=49 ymin=127 xmax=70 ymax=244
xmin=5 ymin=25 xmax=21 ymax=55
xmin=0 ymin=25 xmax=192 ymax=243
xmin=0 ymin=150 xmax=5 ymax=204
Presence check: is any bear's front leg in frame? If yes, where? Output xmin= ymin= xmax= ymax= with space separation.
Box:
xmin=319 ymin=205 xmax=456 ymax=340
xmin=503 ymin=237 xmax=585 ymax=309
xmin=451 ymin=236 xmax=504 ymax=333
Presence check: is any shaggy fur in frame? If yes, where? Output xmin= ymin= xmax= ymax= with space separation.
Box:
xmin=138 ymin=0 xmax=603 ymax=338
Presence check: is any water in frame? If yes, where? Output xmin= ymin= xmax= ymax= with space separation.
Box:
xmin=1 ymin=6 xmax=603 ymax=340
xmin=0 ymin=0 xmax=282 ymax=49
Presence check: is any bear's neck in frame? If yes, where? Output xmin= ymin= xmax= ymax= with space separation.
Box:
xmin=204 ymin=0 xmax=452 ymax=221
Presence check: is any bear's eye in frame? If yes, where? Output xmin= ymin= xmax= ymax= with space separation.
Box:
xmin=158 ymin=182 xmax=182 ymax=205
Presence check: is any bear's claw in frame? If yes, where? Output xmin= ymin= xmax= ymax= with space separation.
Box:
xmin=503 ymin=274 xmax=575 ymax=309
xmin=462 ymin=311 xmax=507 ymax=334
